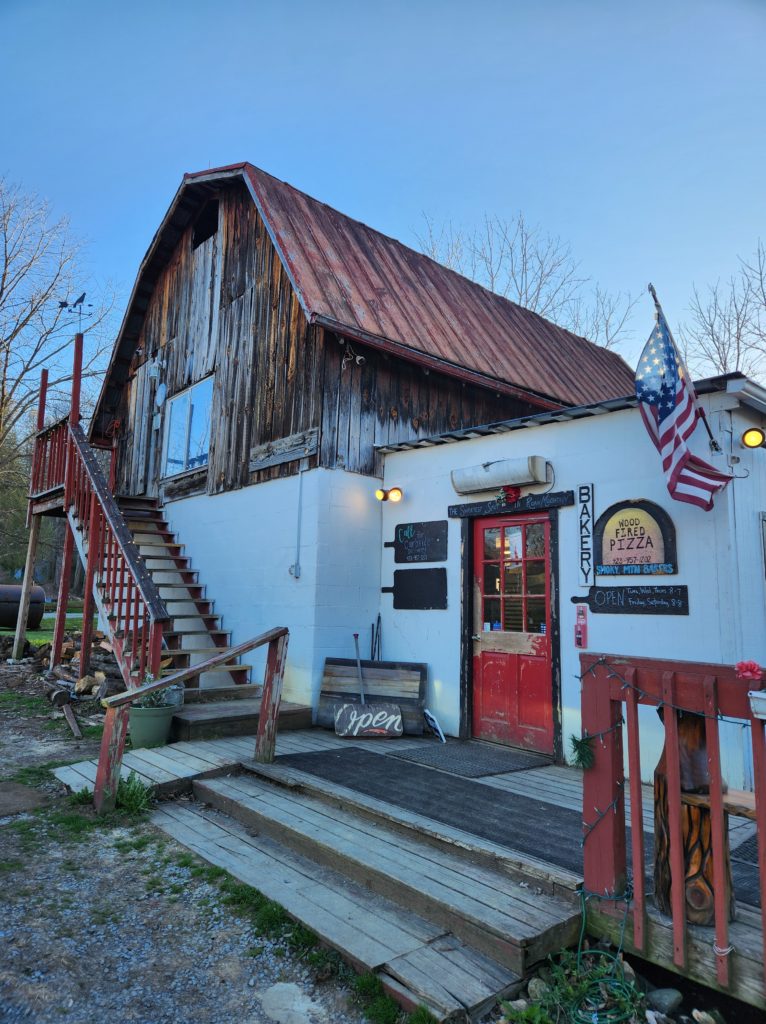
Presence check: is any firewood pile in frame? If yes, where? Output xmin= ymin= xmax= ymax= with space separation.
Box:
xmin=3 ymin=628 xmax=126 ymax=739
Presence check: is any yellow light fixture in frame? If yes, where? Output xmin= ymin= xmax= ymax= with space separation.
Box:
xmin=742 ymin=427 xmax=766 ymax=449
xmin=375 ymin=486 xmax=404 ymax=502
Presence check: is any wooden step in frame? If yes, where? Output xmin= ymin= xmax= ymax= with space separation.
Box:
xmin=193 ymin=775 xmax=580 ymax=975
xmin=161 ymin=663 xmax=251 ymax=678
xmin=182 ymin=684 xmax=262 ymax=703
xmin=241 ymin=760 xmax=581 ymax=900
xmin=163 ymin=630 xmax=231 ymax=642
xmin=171 ymin=700 xmax=312 ymax=741
xmin=152 ymin=802 xmax=521 ymax=1021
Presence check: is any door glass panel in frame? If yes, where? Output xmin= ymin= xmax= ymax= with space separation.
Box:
xmin=484 ymin=598 xmax=501 ymax=630
xmin=187 ymin=376 xmax=213 ymax=469
xmin=526 ymin=598 xmax=546 ymax=634
xmin=503 ymin=599 xmax=524 ymax=632
xmin=504 ymin=526 xmax=523 ymax=560
xmin=526 ymin=561 xmax=546 ymax=595
xmin=503 ymin=562 xmax=523 ymax=594
xmin=484 ymin=528 xmax=501 ymax=559
xmin=526 ymin=523 xmax=546 ymax=558
xmin=484 ymin=563 xmax=500 ymax=595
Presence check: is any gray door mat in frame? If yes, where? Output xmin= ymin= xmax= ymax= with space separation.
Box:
xmin=275 ymin=747 xmax=762 ymax=908
xmin=387 ymin=738 xmax=552 ymax=777
xmin=732 ymin=834 xmax=760 ymax=865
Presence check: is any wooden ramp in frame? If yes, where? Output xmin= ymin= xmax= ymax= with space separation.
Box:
xmin=153 ymin=801 xmax=522 ymax=1021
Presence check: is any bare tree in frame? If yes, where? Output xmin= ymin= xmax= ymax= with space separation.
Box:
xmin=0 ymin=178 xmax=114 ymax=481
xmin=679 ymin=242 xmax=766 ymax=381
xmin=416 ymin=212 xmax=637 ymax=350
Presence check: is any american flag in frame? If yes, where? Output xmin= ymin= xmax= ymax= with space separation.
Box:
xmin=635 ymin=293 xmax=732 ymax=511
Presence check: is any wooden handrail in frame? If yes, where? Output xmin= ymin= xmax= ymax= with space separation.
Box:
xmin=93 ymin=627 xmax=290 ymax=814
xmin=35 ymin=412 xmax=70 ymax=439
xmin=68 ymin=423 xmax=169 ymax=623
xmin=103 ymin=627 xmax=289 ymax=708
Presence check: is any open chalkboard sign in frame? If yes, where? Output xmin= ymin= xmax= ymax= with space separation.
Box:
xmin=384 ymin=521 xmax=448 ymax=563
xmin=382 ymin=568 xmax=448 ymax=610
xmin=573 ymin=585 xmax=689 ymax=615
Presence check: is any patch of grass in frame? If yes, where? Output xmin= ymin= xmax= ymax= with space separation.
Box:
xmin=113 ymin=833 xmax=153 ymax=853
xmin=114 ymin=772 xmax=153 ymax=815
xmin=80 ymin=725 xmax=104 ymax=740
xmin=175 ymin=852 xmax=196 ymax=868
xmin=351 ymin=973 xmax=435 ymax=1024
xmin=46 ymin=809 xmax=103 ymax=841
xmin=407 ymin=1009 xmax=437 ymax=1024
xmin=68 ymin=787 xmax=93 ymax=806
xmin=220 ymin=877 xmax=267 ymax=913
xmin=10 ymin=761 xmax=69 ymax=786
xmin=0 ymin=859 xmax=23 ymax=873
xmin=0 ymin=692 xmax=50 ymax=714
xmin=285 ymin=922 xmax=319 ymax=955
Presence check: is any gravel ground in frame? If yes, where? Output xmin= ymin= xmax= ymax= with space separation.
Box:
xmin=0 ymin=805 xmax=370 ymax=1024
xmin=0 ymin=664 xmax=370 ymax=1024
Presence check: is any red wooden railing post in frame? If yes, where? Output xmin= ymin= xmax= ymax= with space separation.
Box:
xmin=750 ymin=713 xmax=766 ymax=996
xmin=79 ymin=493 xmax=99 ymax=677
xmin=50 ymin=522 xmax=75 ymax=670
xmin=581 ymin=657 xmax=627 ymax=898
xmin=29 ymin=369 xmax=49 ymax=501
xmin=71 ymin=333 xmax=83 ymax=424
xmin=703 ymin=675 xmax=732 ymax=987
xmin=661 ymin=671 xmax=688 ymax=968
xmin=255 ymin=631 xmax=289 ymax=763
xmin=93 ymin=705 xmax=129 ymax=814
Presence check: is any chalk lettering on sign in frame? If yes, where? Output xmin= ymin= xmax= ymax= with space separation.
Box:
xmin=578 ymin=484 xmax=594 ymax=587
xmin=572 ymin=585 xmax=689 ymax=616
xmin=384 ymin=521 xmax=448 ymax=563
xmin=334 ymin=703 xmax=404 ymax=738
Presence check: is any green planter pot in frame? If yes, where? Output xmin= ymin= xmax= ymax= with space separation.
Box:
xmin=129 ymin=705 xmax=176 ymax=749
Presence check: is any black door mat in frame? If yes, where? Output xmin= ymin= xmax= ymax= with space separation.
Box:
xmin=387 ymin=739 xmax=552 ymax=777
xmin=275 ymin=747 xmax=762 ymax=908
xmin=732 ymin=834 xmax=759 ymax=865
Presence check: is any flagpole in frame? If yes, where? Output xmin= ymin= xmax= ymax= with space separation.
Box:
xmin=647 ymin=283 xmax=722 ymax=454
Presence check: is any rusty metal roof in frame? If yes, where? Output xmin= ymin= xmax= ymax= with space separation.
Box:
xmin=91 ymin=162 xmax=634 ymax=441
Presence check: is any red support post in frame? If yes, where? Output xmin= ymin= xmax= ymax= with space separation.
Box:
xmin=79 ymin=494 xmax=99 ymax=678
xmin=71 ymin=333 xmax=83 ymax=424
xmin=581 ymin=659 xmax=627 ymax=898
xmin=93 ymin=705 xmax=130 ymax=814
xmin=661 ymin=671 xmax=688 ymax=969
xmin=255 ymin=631 xmax=289 ymax=764
xmin=749 ymin=714 xmax=766 ymax=996
xmin=624 ymin=672 xmax=646 ymax=952
xmin=703 ymin=675 xmax=731 ymax=987
xmin=50 ymin=522 xmax=75 ymax=670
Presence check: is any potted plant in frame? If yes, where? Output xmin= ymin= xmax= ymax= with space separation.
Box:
xmin=128 ymin=681 xmax=184 ymax=749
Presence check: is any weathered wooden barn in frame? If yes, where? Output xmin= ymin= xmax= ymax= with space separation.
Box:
xmin=21 ymin=164 xmax=766 ymax=1017
xmin=87 ymin=162 xmax=633 ymax=707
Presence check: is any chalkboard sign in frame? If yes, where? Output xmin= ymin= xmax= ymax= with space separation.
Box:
xmin=384 ymin=521 xmax=448 ymax=563
xmin=572 ymin=585 xmax=689 ymax=616
xmin=382 ymin=568 xmax=448 ymax=610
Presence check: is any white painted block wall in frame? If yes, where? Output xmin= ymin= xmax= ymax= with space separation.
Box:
xmin=379 ymin=394 xmax=766 ymax=785
xmin=163 ymin=468 xmax=382 ymax=709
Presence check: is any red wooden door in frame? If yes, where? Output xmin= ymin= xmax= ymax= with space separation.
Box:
xmin=471 ymin=514 xmax=554 ymax=753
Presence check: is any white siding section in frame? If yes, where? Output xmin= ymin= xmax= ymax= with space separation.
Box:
xmin=379 ymin=395 xmax=766 ymax=785
xmin=163 ymin=468 xmax=382 ymax=709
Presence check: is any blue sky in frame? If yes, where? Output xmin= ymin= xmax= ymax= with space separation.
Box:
xmin=3 ymin=0 xmax=765 ymax=367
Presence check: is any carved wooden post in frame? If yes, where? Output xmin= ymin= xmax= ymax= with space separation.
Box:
xmin=12 ymin=516 xmax=42 ymax=661
xmin=255 ymin=630 xmax=289 ymax=763
xmin=93 ymin=705 xmax=129 ymax=814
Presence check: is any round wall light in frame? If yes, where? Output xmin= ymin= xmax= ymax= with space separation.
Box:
xmin=741 ymin=427 xmax=766 ymax=449
xmin=375 ymin=487 xmax=403 ymax=502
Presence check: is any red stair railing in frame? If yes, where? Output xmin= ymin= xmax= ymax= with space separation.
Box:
xmin=28 ymin=333 xmax=169 ymax=688
xmin=581 ymin=652 xmax=766 ymax=994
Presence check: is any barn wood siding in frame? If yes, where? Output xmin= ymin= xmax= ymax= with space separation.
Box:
xmin=114 ymin=182 xmax=537 ymax=498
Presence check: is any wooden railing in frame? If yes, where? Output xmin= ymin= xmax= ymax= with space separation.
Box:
xmin=581 ymin=653 xmax=766 ymax=993
xmin=65 ymin=423 xmax=169 ymax=684
xmin=30 ymin=414 xmax=70 ymax=497
xmin=93 ymin=627 xmax=289 ymax=813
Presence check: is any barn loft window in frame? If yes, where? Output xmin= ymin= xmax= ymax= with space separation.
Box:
xmin=162 ymin=376 xmax=214 ymax=477
xmin=192 ymin=199 xmax=219 ymax=249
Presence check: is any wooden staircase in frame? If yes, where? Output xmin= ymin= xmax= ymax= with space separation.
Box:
xmin=152 ymin=755 xmax=581 ymax=1022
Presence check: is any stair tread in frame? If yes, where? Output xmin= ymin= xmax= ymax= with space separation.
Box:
xmin=173 ymin=698 xmax=265 ymax=722
xmin=152 ymin=802 xmax=520 ymax=1020
xmin=195 ymin=775 xmax=578 ymax=942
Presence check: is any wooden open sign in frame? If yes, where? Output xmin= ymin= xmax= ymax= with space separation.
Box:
xmin=334 ymin=703 xmax=403 ymax=738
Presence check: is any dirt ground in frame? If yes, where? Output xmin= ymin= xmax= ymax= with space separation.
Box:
xmin=0 ymin=664 xmax=373 ymax=1024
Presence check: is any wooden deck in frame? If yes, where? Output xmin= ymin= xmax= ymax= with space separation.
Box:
xmin=54 ymin=728 xmax=765 ymax=1016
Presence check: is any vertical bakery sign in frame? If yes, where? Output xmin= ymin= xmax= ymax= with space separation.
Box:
xmin=578 ymin=484 xmax=594 ymax=587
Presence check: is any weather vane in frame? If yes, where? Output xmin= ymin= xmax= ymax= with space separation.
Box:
xmin=58 ymin=292 xmax=94 ymax=332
